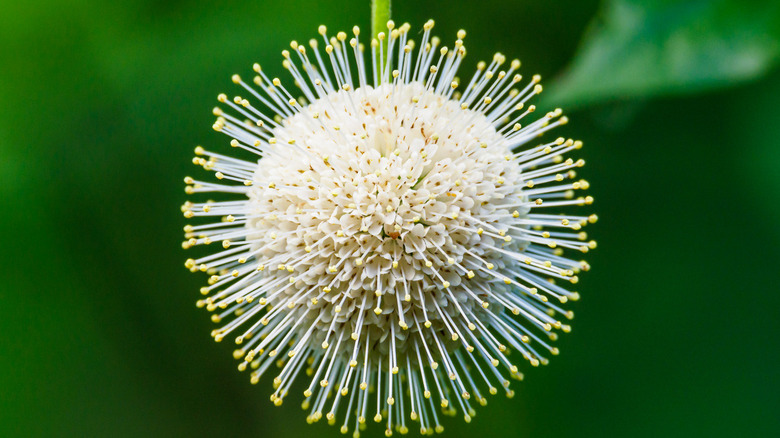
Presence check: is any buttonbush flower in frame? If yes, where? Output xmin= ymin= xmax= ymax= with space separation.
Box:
xmin=183 ymin=19 xmax=596 ymax=436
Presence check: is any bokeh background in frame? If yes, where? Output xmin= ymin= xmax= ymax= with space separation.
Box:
xmin=2 ymin=0 xmax=779 ymax=437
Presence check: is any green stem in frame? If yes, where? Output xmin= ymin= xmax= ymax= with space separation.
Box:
xmin=371 ymin=0 xmax=392 ymax=40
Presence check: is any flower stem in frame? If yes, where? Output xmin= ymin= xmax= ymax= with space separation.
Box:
xmin=371 ymin=0 xmax=391 ymax=39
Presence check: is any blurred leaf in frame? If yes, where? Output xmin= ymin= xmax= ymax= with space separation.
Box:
xmin=736 ymin=70 xmax=780 ymax=235
xmin=546 ymin=0 xmax=780 ymax=108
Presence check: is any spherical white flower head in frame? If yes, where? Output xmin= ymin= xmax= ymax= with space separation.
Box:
xmin=184 ymin=20 xmax=596 ymax=435
xmin=248 ymin=81 xmax=526 ymax=352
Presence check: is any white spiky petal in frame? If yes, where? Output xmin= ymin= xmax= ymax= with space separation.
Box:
xmin=183 ymin=19 xmax=595 ymax=436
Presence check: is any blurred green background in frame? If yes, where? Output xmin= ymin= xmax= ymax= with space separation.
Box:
xmin=1 ymin=0 xmax=779 ymax=437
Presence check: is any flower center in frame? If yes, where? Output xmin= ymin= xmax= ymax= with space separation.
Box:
xmin=245 ymin=82 xmax=528 ymax=360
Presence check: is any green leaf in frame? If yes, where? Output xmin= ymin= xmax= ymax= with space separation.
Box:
xmin=546 ymin=0 xmax=780 ymax=109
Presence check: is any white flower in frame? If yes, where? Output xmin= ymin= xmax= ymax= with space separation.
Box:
xmin=183 ymin=19 xmax=596 ymax=436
